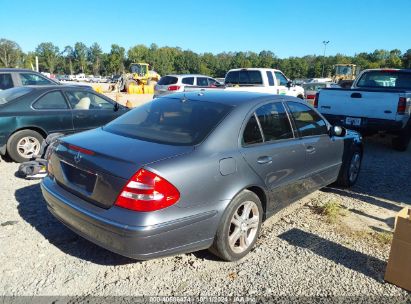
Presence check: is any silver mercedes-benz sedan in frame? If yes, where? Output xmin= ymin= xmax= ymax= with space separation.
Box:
xmin=41 ymin=91 xmax=362 ymax=261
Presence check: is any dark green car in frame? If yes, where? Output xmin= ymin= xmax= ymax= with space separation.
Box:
xmin=0 ymin=85 xmax=128 ymax=162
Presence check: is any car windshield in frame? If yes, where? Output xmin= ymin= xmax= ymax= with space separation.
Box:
xmin=225 ymin=70 xmax=263 ymax=85
xmin=356 ymin=71 xmax=411 ymax=89
xmin=303 ymin=83 xmax=327 ymax=91
xmin=104 ymin=97 xmax=232 ymax=145
xmin=0 ymin=87 xmax=33 ymax=105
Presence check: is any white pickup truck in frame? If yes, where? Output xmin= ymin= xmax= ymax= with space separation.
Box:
xmin=315 ymin=69 xmax=411 ymax=150
xmin=183 ymin=68 xmax=305 ymax=99
xmin=224 ymin=68 xmax=305 ymax=98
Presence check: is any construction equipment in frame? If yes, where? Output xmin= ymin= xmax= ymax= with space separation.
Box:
xmin=109 ymin=63 xmax=160 ymax=93
xmin=333 ymin=64 xmax=359 ymax=88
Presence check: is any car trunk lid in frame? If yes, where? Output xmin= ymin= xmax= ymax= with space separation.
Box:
xmin=50 ymin=128 xmax=193 ymax=209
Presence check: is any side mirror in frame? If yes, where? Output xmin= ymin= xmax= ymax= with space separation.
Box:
xmin=330 ymin=125 xmax=346 ymax=137
xmin=286 ymin=80 xmax=293 ymax=88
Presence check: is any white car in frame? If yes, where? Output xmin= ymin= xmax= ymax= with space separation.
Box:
xmin=224 ymin=68 xmax=305 ymax=99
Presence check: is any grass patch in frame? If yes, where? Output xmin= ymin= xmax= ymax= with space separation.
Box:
xmin=374 ymin=231 xmax=393 ymax=245
xmin=316 ymin=200 xmax=345 ymax=223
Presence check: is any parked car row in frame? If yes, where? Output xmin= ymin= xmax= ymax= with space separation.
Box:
xmin=0 ymin=85 xmax=127 ymax=162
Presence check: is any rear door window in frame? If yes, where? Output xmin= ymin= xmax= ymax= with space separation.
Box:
xmin=266 ymin=71 xmax=275 ymax=86
xmin=33 ymin=91 xmax=68 ymax=109
xmin=182 ymin=77 xmax=194 ymax=85
xmin=0 ymin=73 xmax=13 ymax=90
xmin=255 ymin=103 xmax=294 ymax=141
xmin=158 ymin=76 xmax=178 ymax=85
xmin=197 ymin=77 xmax=209 ymax=86
xmin=287 ymin=102 xmax=328 ymax=137
xmin=243 ymin=114 xmax=263 ymax=145
xmin=19 ymin=73 xmax=55 ymax=85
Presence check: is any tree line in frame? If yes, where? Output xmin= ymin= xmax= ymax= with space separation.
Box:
xmin=1 ymin=38 xmax=411 ymax=79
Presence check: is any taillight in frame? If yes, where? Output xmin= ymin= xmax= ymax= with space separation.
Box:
xmin=313 ymin=93 xmax=319 ymax=108
xmin=397 ymin=97 xmax=406 ymax=114
xmin=167 ymin=85 xmax=181 ymax=91
xmin=115 ymin=169 xmax=180 ymax=212
xmin=307 ymin=94 xmax=316 ymax=100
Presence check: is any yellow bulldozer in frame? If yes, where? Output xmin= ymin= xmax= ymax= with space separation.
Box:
xmin=110 ymin=63 xmax=161 ymax=93
xmin=333 ymin=64 xmax=360 ymax=88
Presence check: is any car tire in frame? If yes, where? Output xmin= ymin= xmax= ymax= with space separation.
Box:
xmin=7 ymin=130 xmax=44 ymax=163
xmin=335 ymin=147 xmax=362 ymax=188
xmin=210 ymin=190 xmax=263 ymax=261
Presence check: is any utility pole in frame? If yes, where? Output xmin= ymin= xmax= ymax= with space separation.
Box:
xmin=322 ymin=41 xmax=329 ymax=78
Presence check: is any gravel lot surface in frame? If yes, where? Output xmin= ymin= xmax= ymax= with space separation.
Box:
xmin=0 ymin=136 xmax=410 ymax=299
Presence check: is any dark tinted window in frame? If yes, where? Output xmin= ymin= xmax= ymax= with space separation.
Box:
xmin=104 ymin=98 xmax=232 ymax=145
xmin=208 ymin=78 xmax=217 ymax=86
xmin=288 ymin=102 xmax=328 ymax=137
xmin=19 ymin=73 xmax=55 ymax=85
xmin=158 ymin=76 xmax=178 ymax=85
xmin=225 ymin=70 xmax=263 ymax=85
xmin=274 ymin=71 xmax=288 ymax=86
xmin=243 ymin=114 xmax=263 ymax=145
xmin=256 ymin=103 xmax=293 ymax=141
xmin=0 ymin=87 xmax=33 ymax=105
xmin=34 ymin=91 xmax=68 ymax=109
xmin=356 ymin=71 xmax=411 ymax=89
xmin=0 ymin=73 xmax=13 ymax=90
xmin=182 ymin=77 xmax=194 ymax=85
xmin=197 ymin=77 xmax=209 ymax=86
xmin=266 ymin=71 xmax=275 ymax=86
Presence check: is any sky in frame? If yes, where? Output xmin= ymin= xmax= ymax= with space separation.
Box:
xmin=0 ymin=0 xmax=410 ymax=58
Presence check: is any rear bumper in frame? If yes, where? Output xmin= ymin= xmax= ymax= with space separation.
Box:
xmin=323 ymin=114 xmax=404 ymax=134
xmin=41 ymin=177 xmax=218 ymax=260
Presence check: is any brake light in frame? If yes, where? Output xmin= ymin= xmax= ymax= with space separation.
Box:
xmin=167 ymin=85 xmax=181 ymax=91
xmin=68 ymin=144 xmax=95 ymax=155
xmin=397 ymin=97 xmax=406 ymax=114
xmin=307 ymin=94 xmax=316 ymax=100
xmin=115 ymin=169 xmax=180 ymax=212
xmin=313 ymin=93 xmax=319 ymax=108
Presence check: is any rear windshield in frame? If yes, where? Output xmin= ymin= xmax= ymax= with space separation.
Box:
xmin=158 ymin=76 xmax=178 ymax=85
xmin=356 ymin=71 xmax=411 ymax=89
xmin=104 ymin=97 xmax=232 ymax=145
xmin=225 ymin=70 xmax=263 ymax=85
xmin=303 ymin=83 xmax=327 ymax=91
xmin=0 ymin=87 xmax=33 ymax=105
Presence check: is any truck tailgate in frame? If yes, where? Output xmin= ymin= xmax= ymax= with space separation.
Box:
xmin=318 ymin=89 xmax=400 ymax=120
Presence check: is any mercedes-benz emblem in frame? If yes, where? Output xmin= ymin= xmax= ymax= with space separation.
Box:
xmin=74 ymin=151 xmax=82 ymax=164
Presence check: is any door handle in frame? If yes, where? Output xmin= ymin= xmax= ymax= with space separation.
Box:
xmin=351 ymin=92 xmax=362 ymax=98
xmin=306 ymin=146 xmax=316 ymax=153
xmin=257 ymin=156 xmax=272 ymax=164
xmin=75 ymin=113 xmax=87 ymax=119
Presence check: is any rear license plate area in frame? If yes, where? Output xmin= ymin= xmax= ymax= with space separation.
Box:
xmin=345 ymin=116 xmax=362 ymax=126
xmin=60 ymin=161 xmax=96 ymax=193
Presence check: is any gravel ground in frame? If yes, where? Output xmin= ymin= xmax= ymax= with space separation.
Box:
xmin=0 ymin=135 xmax=410 ymax=299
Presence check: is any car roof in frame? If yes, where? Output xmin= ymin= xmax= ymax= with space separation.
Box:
xmin=156 ymin=90 xmax=293 ymax=107
xmin=0 ymin=68 xmax=42 ymax=73
xmin=227 ymin=68 xmax=281 ymax=72
xmin=25 ymin=84 xmax=91 ymax=90
xmin=163 ymin=74 xmax=214 ymax=78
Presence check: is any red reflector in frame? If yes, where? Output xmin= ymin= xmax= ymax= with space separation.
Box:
xmin=397 ymin=97 xmax=406 ymax=114
xmin=313 ymin=93 xmax=319 ymax=108
xmin=115 ymin=169 xmax=180 ymax=212
xmin=307 ymin=94 xmax=316 ymax=100
xmin=68 ymin=144 xmax=95 ymax=155
xmin=167 ymin=85 xmax=181 ymax=91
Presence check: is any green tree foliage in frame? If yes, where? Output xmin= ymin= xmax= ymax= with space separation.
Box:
xmin=35 ymin=42 xmax=60 ymax=74
xmin=88 ymin=42 xmax=103 ymax=75
xmin=0 ymin=38 xmax=22 ymax=68
xmin=2 ymin=38 xmax=410 ymax=78
xmin=74 ymin=42 xmax=88 ymax=73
